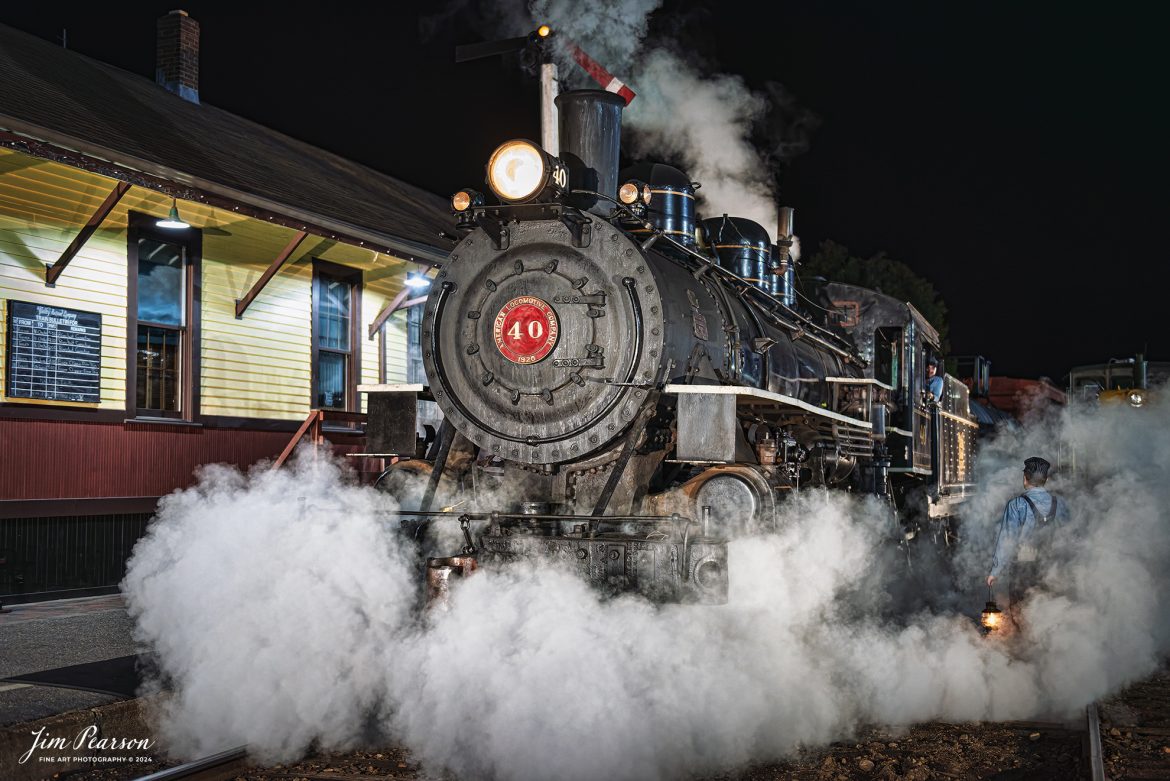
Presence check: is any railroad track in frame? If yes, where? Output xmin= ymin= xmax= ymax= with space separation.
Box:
xmin=1093 ymin=667 xmax=1170 ymax=781
xmin=44 ymin=668 xmax=1169 ymax=780
xmin=123 ymin=746 xmax=423 ymax=781
xmin=134 ymin=747 xmax=248 ymax=781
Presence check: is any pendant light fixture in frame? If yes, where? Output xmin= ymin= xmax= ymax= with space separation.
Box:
xmin=156 ymin=198 xmax=191 ymax=230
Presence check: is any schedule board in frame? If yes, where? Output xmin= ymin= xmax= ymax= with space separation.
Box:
xmin=5 ymin=300 xmax=102 ymax=403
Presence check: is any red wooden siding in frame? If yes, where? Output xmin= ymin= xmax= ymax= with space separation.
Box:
xmin=0 ymin=419 xmax=365 ymax=501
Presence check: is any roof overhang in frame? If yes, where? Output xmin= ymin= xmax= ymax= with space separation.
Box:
xmin=0 ymin=116 xmax=450 ymax=267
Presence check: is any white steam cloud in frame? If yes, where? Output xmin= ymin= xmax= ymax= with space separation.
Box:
xmin=498 ymin=0 xmax=797 ymax=233
xmin=124 ymin=393 xmax=1170 ymax=779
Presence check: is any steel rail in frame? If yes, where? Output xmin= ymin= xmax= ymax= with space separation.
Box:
xmin=1085 ymin=702 xmax=1105 ymax=781
xmin=133 ymin=746 xmax=249 ymax=781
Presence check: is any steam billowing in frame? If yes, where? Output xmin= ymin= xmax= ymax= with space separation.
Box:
xmin=123 ymin=393 xmax=1170 ymax=779
xmin=484 ymin=0 xmax=812 ymax=232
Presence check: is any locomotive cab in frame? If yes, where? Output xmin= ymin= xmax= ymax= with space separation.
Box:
xmin=817 ymin=282 xmax=977 ymax=520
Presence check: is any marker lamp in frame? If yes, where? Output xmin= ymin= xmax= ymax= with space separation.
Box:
xmin=618 ymin=180 xmax=652 ymax=206
xmin=452 ymin=189 xmax=483 ymax=212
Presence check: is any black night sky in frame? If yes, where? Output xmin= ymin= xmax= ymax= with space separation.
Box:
xmin=2 ymin=2 xmax=1165 ymax=381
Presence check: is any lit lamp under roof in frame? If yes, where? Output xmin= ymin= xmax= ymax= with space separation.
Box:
xmin=156 ymin=199 xmax=190 ymax=230
xmin=406 ymin=269 xmax=431 ymax=289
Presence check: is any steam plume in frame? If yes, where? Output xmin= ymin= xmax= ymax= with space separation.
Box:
xmin=124 ymin=392 xmax=1170 ymax=779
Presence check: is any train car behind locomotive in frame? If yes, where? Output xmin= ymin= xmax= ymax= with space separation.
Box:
xmin=365 ymin=90 xmax=977 ymax=604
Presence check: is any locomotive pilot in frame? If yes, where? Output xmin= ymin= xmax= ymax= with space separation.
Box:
xmin=986 ymin=457 xmax=1071 ymax=626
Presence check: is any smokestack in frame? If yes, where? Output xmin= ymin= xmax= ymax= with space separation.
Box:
xmin=555 ymin=90 xmax=624 ymax=216
xmin=156 ymin=10 xmax=200 ymax=103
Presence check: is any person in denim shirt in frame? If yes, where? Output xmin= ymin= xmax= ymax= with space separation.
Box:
xmin=926 ymin=356 xmax=944 ymax=403
xmin=986 ymin=457 xmax=1070 ymax=622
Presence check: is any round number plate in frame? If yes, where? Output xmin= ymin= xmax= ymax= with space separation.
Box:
xmin=493 ymin=296 xmax=559 ymax=364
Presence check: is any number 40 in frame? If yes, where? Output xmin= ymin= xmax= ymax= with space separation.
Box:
xmin=508 ymin=320 xmax=544 ymax=341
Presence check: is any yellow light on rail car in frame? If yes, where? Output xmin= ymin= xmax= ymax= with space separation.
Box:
xmin=641 ymin=183 xmax=652 ymax=204
xmin=487 ymin=140 xmax=547 ymax=202
xmin=618 ymin=182 xmax=640 ymax=204
xmin=537 ymin=24 xmax=552 ymax=38
xmin=452 ymin=190 xmax=472 ymax=211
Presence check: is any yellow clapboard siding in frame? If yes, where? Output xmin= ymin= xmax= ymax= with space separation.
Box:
xmin=1 ymin=149 xmax=417 ymax=419
xmin=200 ymin=406 xmax=304 ymax=421
xmin=201 ymin=366 xmax=312 ymax=385
xmin=201 ymin=346 xmax=315 ymax=372
xmin=200 ymin=381 xmax=309 ymax=401
xmin=0 ymin=230 xmax=128 ymax=265
xmin=0 ymin=211 xmax=128 ymax=406
xmin=0 ymin=174 xmax=122 ymax=209
xmin=201 ymin=301 xmax=314 ymax=331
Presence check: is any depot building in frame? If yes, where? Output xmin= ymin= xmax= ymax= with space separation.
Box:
xmin=0 ymin=13 xmax=449 ymax=600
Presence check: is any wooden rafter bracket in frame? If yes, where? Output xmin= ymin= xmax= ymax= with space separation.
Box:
xmin=234 ymin=230 xmax=308 ymax=318
xmin=367 ymin=290 xmax=428 ymax=339
xmin=45 ymin=181 xmax=131 ymax=287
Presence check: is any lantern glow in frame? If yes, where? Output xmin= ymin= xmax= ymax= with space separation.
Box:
xmin=980 ymin=600 xmax=1003 ymax=631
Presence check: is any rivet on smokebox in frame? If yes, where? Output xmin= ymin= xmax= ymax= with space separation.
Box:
xmin=426 ymin=555 xmax=478 ymax=609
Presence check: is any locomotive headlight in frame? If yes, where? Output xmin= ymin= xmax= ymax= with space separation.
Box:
xmin=1129 ymin=390 xmax=1145 ymax=407
xmin=486 ymin=140 xmax=564 ymax=203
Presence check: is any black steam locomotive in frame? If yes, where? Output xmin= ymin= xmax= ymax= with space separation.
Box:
xmin=368 ymin=90 xmax=977 ymax=604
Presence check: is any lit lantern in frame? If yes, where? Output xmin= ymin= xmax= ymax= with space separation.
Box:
xmin=981 ymin=599 xmax=1003 ymax=632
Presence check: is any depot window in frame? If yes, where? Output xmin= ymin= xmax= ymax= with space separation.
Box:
xmin=312 ymin=261 xmax=362 ymax=411
xmin=127 ymin=214 xmax=201 ymax=419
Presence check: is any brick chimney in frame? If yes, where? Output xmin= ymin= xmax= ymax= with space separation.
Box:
xmin=155 ymin=10 xmax=199 ymax=103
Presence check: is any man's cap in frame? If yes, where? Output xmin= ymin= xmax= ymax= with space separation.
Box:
xmin=1023 ymin=456 xmax=1051 ymax=479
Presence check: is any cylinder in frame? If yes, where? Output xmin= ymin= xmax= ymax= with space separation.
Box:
xmin=556 ymin=90 xmax=625 ymax=216
xmin=1135 ymin=353 xmax=1148 ymax=390
xmin=700 ymin=216 xmax=772 ymax=293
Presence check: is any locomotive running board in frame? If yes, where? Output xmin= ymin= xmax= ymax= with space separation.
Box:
xmin=665 ymin=384 xmax=871 ymax=464
xmin=663 ymin=384 xmax=873 ymax=429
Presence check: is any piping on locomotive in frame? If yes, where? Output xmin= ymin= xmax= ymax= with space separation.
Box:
xmin=366 ymin=90 xmax=978 ymax=604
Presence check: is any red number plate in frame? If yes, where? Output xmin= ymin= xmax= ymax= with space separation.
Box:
xmin=493 ymin=296 xmax=559 ymax=364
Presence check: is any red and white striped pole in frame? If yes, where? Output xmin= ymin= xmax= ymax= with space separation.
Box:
xmin=564 ymin=40 xmax=636 ymax=105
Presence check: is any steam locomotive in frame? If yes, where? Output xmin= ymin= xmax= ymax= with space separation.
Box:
xmin=367 ymin=90 xmax=978 ymax=604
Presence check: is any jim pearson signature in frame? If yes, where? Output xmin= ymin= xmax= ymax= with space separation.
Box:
xmin=19 ymin=725 xmax=155 ymax=764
